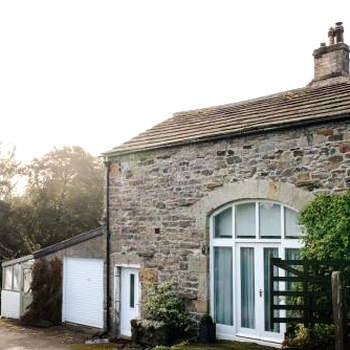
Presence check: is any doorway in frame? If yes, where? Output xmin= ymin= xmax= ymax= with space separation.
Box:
xmin=120 ymin=267 xmax=140 ymax=337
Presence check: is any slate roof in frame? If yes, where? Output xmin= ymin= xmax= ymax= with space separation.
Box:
xmin=104 ymin=82 xmax=350 ymax=157
xmin=2 ymin=226 xmax=105 ymax=267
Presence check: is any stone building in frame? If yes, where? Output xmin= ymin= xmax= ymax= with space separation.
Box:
xmin=102 ymin=22 xmax=350 ymax=346
xmin=2 ymin=22 xmax=350 ymax=348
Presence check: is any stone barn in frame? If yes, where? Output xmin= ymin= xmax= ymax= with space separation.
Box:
xmin=102 ymin=22 xmax=350 ymax=347
xmin=2 ymin=22 xmax=350 ymax=348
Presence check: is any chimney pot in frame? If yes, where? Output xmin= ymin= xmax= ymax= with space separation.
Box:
xmin=310 ymin=22 xmax=350 ymax=87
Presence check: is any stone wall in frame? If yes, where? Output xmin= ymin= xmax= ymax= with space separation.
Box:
xmin=108 ymin=119 xmax=350 ymax=331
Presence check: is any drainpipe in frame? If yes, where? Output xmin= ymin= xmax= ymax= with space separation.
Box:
xmin=104 ymin=158 xmax=111 ymax=334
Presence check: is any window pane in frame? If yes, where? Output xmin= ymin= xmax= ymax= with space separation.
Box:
xmin=259 ymin=203 xmax=281 ymax=237
xmin=285 ymin=207 xmax=302 ymax=237
xmin=214 ymin=247 xmax=233 ymax=325
xmin=241 ymin=247 xmax=255 ymax=329
xmin=13 ymin=264 xmax=21 ymax=291
xmin=214 ymin=207 xmax=232 ymax=238
xmin=3 ymin=267 xmax=13 ymax=290
xmin=130 ymin=274 xmax=135 ymax=308
xmin=285 ymin=248 xmax=301 ymax=289
xmin=236 ymin=203 xmax=256 ymax=237
xmin=264 ymin=248 xmax=280 ymax=333
xmin=285 ymin=249 xmax=301 ymax=318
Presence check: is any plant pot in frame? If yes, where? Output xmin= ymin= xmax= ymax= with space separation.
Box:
xmin=198 ymin=322 xmax=216 ymax=343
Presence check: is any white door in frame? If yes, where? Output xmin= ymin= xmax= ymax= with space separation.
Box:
xmin=63 ymin=257 xmax=104 ymax=328
xmin=236 ymin=243 xmax=283 ymax=341
xmin=120 ymin=268 xmax=140 ymax=336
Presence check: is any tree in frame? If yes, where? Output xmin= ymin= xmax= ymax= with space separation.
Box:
xmin=14 ymin=146 xmax=104 ymax=250
xmin=0 ymin=144 xmax=23 ymax=260
xmin=0 ymin=143 xmax=20 ymax=201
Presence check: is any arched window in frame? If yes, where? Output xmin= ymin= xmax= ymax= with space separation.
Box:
xmin=210 ymin=200 xmax=302 ymax=342
xmin=213 ymin=200 xmax=302 ymax=239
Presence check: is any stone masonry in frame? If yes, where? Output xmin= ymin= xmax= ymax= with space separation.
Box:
xmin=108 ymin=118 xmax=350 ymax=331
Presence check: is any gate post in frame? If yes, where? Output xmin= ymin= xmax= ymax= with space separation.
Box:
xmin=332 ymin=271 xmax=346 ymax=350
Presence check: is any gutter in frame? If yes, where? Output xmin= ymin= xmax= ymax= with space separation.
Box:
xmin=104 ymin=159 xmax=111 ymax=334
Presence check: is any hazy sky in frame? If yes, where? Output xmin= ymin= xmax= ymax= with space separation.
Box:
xmin=0 ymin=1 xmax=349 ymax=163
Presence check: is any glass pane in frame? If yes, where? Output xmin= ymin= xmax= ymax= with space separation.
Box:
xmin=214 ymin=207 xmax=232 ymax=238
xmin=285 ymin=248 xmax=301 ymax=290
xmin=236 ymin=203 xmax=256 ymax=237
xmin=3 ymin=267 xmax=13 ymax=290
xmin=214 ymin=247 xmax=233 ymax=325
xmin=260 ymin=203 xmax=281 ymax=237
xmin=285 ymin=207 xmax=302 ymax=237
xmin=241 ymin=247 xmax=255 ymax=329
xmin=264 ymin=248 xmax=280 ymax=333
xmin=13 ymin=264 xmax=21 ymax=291
xmin=285 ymin=249 xmax=301 ymax=318
xmin=130 ymin=274 xmax=135 ymax=308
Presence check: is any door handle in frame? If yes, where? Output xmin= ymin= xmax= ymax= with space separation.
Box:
xmin=259 ymin=289 xmax=263 ymax=297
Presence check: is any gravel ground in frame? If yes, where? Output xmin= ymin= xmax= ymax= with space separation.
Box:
xmin=0 ymin=319 xmax=91 ymax=350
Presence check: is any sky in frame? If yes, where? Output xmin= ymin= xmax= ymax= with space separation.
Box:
xmin=0 ymin=0 xmax=349 ymax=163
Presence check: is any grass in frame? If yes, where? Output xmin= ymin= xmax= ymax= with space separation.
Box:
xmin=70 ymin=345 xmax=117 ymax=350
xmin=172 ymin=341 xmax=275 ymax=350
xmin=69 ymin=340 xmax=275 ymax=350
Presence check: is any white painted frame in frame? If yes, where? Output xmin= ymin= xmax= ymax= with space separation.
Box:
xmin=114 ymin=264 xmax=141 ymax=336
xmin=209 ymin=200 xmax=303 ymax=347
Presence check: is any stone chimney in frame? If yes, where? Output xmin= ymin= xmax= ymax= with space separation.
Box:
xmin=310 ymin=22 xmax=350 ymax=87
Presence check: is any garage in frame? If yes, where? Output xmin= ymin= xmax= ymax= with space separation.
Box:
xmin=63 ymin=257 xmax=104 ymax=328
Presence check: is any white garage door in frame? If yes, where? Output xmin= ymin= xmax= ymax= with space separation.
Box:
xmin=63 ymin=257 xmax=104 ymax=328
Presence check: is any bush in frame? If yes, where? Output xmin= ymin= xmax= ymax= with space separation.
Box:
xmin=21 ymin=257 xmax=62 ymax=326
xmin=282 ymin=324 xmax=334 ymax=350
xmin=299 ymin=192 xmax=350 ymax=261
xmin=143 ymin=281 xmax=194 ymax=338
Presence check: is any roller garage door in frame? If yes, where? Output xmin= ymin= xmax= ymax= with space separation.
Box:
xmin=63 ymin=257 xmax=104 ymax=328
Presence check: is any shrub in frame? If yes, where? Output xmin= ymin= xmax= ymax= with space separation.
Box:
xmin=21 ymin=257 xmax=62 ymax=326
xmin=282 ymin=324 xmax=334 ymax=350
xmin=299 ymin=192 xmax=350 ymax=261
xmin=143 ymin=281 xmax=194 ymax=337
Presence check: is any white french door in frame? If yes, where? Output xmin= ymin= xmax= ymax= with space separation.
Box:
xmin=210 ymin=200 xmax=302 ymax=344
xmin=236 ymin=243 xmax=283 ymax=341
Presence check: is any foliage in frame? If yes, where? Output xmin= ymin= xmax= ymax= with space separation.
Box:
xmin=282 ymin=324 xmax=334 ymax=350
xmin=21 ymin=257 xmax=62 ymax=326
xmin=150 ymin=341 xmax=274 ymax=350
xmin=299 ymin=192 xmax=350 ymax=261
xmin=152 ymin=341 xmax=190 ymax=350
xmin=144 ymin=281 xmax=194 ymax=336
xmin=0 ymin=143 xmax=21 ymax=201
xmin=11 ymin=146 xmax=104 ymax=251
xmin=285 ymin=193 xmax=349 ymax=348
xmin=299 ymin=192 xmax=350 ymax=316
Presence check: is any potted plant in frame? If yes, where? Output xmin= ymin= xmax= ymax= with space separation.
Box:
xmin=198 ymin=314 xmax=216 ymax=343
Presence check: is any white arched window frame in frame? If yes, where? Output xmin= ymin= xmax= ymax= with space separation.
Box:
xmin=209 ymin=200 xmax=303 ymax=342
